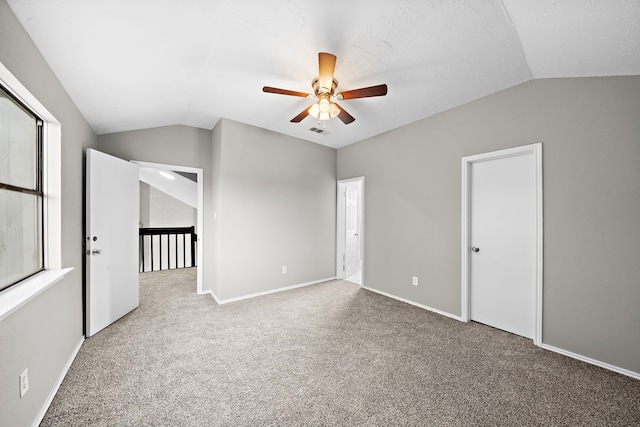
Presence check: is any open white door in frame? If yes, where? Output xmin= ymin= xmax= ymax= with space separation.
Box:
xmin=344 ymin=183 xmax=359 ymax=278
xmin=86 ymin=149 xmax=140 ymax=337
xmin=337 ymin=177 xmax=364 ymax=285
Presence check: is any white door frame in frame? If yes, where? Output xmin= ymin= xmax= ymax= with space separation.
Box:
xmin=132 ymin=160 xmax=204 ymax=295
xmin=336 ymin=177 xmax=365 ymax=284
xmin=461 ymin=143 xmax=543 ymax=345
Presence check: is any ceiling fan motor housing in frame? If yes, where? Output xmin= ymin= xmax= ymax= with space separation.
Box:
xmin=312 ymin=77 xmax=338 ymax=97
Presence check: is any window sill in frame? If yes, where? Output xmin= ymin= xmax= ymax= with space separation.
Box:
xmin=0 ymin=268 xmax=73 ymax=322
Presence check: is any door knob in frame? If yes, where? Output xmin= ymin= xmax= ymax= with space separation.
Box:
xmin=92 ymin=249 xmax=102 ymax=255
xmin=471 ymin=247 xmax=480 ymax=253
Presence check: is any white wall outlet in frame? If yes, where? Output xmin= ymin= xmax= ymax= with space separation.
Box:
xmin=412 ymin=276 xmax=419 ymax=286
xmin=19 ymin=368 xmax=29 ymax=398
xmin=282 ymin=266 xmax=287 ymax=274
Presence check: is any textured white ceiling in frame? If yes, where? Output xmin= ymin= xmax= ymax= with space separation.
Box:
xmin=6 ymin=0 xmax=640 ymax=149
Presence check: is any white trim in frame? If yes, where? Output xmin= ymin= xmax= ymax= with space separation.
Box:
xmin=461 ymin=143 xmax=543 ymax=345
xmin=131 ymin=160 xmax=204 ymax=295
xmin=336 ymin=177 xmax=365 ymax=285
xmin=336 ymin=182 xmax=344 ymax=279
xmin=43 ymin=121 xmax=62 ymax=270
xmin=211 ymin=277 xmax=336 ymax=304
xmin=540 ymin=344 xmax=640 ymax=380
xmin=32 ymin=337 xmax=84 ymax=427
xmin=363 ymin=286 xmax=464 ymax=322
xmin=0 ymin=268 xmax=73 ymax=321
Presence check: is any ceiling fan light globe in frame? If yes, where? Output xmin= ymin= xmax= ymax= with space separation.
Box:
xmin=308 ymin=103 xmax=320 ymax=119
xmin=318 ymin=98 xmax=330 ymax=113
xmin=329 ymin=103 xmax=340 ymax=118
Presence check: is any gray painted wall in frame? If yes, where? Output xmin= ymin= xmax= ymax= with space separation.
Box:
xmin=337 ymin=76 xmax=640 ymax=374
xmin=215 ymin=119 xmax=337 ymax=300
xmin=98 ymin=125 xmax=213 ymax=171
xmin=97 ymin=120 xmax=337 ymax=302
xmin=0 ymin=1 xmax=97 ymax=425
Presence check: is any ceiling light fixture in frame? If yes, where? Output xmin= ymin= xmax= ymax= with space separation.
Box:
xmin=263 ymin=52 xmax=387 ymax=125
xmin=308 ymin=94 xmax=340 ymax=121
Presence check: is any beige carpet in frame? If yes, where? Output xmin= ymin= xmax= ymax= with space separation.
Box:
xmin=41 ymin=268 xmax=640 ymax=426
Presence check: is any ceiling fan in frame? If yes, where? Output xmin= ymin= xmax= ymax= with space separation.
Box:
xmin=263 ymin=52 xmax=388 ymax=125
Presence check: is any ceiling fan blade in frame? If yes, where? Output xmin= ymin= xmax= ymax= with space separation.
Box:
xmin=338 ymin=84 xmax=388 ymax=100
xmin=263 ymin=86 xmax=309 ymax=98
xmin=318 ymin=52 xmax=337 ymax=92
xmin=290 ymin=104 xmax=315 ymax=123
xmin=334 ymin=103 xmax=355 ymax=124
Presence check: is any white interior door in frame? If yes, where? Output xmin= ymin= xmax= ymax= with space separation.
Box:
xmin=344 ymin=183 xmax=359 ymax=278
xmin=337 ymin=177 xmax=364 ymax=285
xmin=86 ymin=149 xmax=140 ymax=337
xmin=469 ymin=152 xmax=536 ymax=339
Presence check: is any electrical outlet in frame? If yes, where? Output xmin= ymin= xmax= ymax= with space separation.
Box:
xmin=412 ymin=276 xmax=419 ymax=286
xmin=19 ymin=368 xmax=29 ymax=398
xmin=282 ymin=266 xmax=287 ymax=274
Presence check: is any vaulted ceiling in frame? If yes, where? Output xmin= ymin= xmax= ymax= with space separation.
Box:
xmin=7 ymin=0 xmax=640 ymax=149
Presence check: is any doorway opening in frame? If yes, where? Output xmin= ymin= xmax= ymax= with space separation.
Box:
xmin=337 ymin=177 xmax=364 ymax=285
xmin=131 ymin=160 xmax=204 ymax=295
xmin=461 ymin=143 xmax=543 ymax=345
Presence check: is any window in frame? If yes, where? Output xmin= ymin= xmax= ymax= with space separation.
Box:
xmin=0 ymin=84 xmax=44 ymax=292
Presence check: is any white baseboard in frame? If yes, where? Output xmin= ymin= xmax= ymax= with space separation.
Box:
xmin=363 ymin=286 xmax=640 ymax=380
xmin=540 ymin=343 xmax=640 ymax=380
xmin=33 ymin=336 xmax=84 ymax=427
xmin=362 ymin=286 xmax=464 ymax=322
xmin=211 ymin=277 xmax=337 ymax=305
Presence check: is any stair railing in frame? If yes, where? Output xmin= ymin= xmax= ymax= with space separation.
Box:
xmin=139 ymin=226 xmax=197 ymax=272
